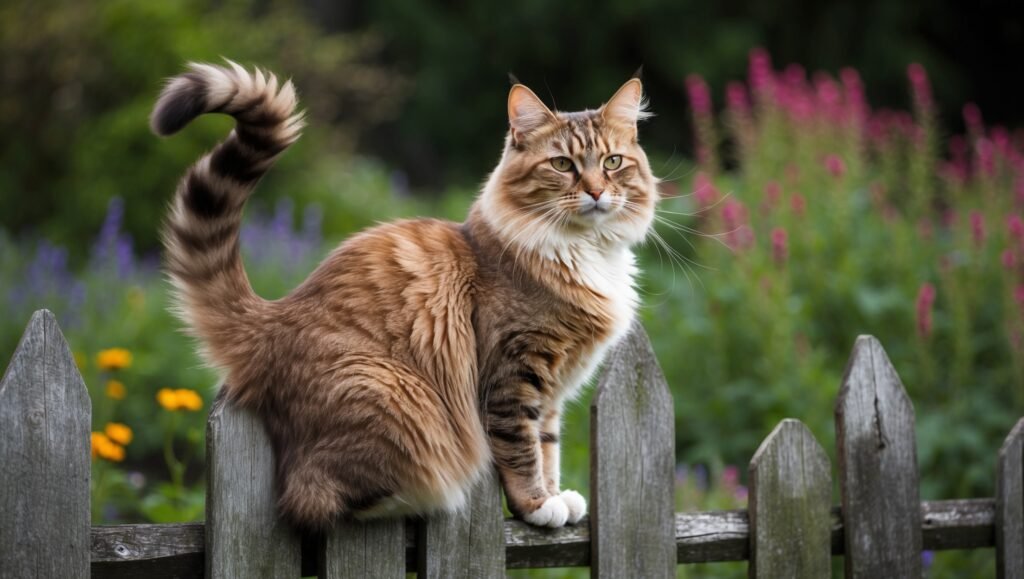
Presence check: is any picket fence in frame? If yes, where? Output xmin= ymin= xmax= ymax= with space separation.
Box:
xmin=1 ymin=309 xmax=1023 ymax=578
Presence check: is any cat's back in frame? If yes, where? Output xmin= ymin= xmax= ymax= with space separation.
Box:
xmin=282 ymin=218 xmax=480 ymax=390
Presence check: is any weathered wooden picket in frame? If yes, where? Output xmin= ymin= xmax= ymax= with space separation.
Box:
xmin=2 ymin=309 xmax=1023 ymax=577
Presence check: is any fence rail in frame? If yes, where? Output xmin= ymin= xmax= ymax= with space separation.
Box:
xmin=2 ymin=309 xmax=1023 ymax=578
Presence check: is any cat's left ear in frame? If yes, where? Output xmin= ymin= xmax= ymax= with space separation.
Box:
xmin=601 ymin=78 xmax=650 ymax=130
xmin=508 ymin=84 xmax=556 ymax=146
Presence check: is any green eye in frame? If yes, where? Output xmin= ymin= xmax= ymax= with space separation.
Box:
xmin=550 ymin=157 xmax=574 ymax=172
xmin=603 ymin=155 xmax=623 ymax=170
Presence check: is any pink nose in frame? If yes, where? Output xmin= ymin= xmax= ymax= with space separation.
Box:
xmin=586 ymin=190 xmax=603 ymax=201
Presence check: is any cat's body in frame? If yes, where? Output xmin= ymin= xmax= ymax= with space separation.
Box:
xmin=152 ymin=62 xmax=657 ymax=530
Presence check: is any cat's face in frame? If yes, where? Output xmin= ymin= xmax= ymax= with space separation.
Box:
xmin=482 ymin=79 xmax=658 ymax=253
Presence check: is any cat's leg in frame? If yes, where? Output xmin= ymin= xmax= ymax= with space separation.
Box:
xmin=486 ymin=390 xmax=570 ymax=528
xmin=540 ymin=407 xmax=586 ymax=524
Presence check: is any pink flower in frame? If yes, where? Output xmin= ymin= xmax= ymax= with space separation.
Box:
xmin=770 ymin=227 xmax=788 ymax=266
xmin=1008 ymin=215 xmax=1024 ymax=244
xmin=748 ymin=47 xmax=775 ymax=102
xmin=907 ymin=63 xmax=933 ymax=114
xmin=1002 ymin=249 xmax=1016 ymax=271
xmin=824 ymin=154 xmax=846 ymax=178
xmin=916 ymin=283 xmax=936 ymax=338
xmin=764 ymin=181 xmax=781 ymax=206
xmin=692 ymin=172 xmax=718 ymax=209
xmin=970 ymin=211 xmax=986 ymax=248
xmin=790 ymin=192 xmax=806 ymax=217
xmin=976 ymin=138 xmax=996 ymax=176
xmin=725 ymin=81 xmax=750 ymax=116
xmin=722 ymin=200 xmax=754 ymax=251
xmin=686 ymin=74 xmax=712 ymax=118
xmin=814 ymin=73 xmax=842 ymax=122
xmin=721 ymin=465 xmax=740 ymax=488
xmin=963 ymin=102 xmax=984 ymax=138
xmin=840 ymin=67 xmax=867 ymax=128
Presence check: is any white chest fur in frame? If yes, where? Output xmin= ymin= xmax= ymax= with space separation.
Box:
xmin=546 ymin=243 xmax=639 ymax=401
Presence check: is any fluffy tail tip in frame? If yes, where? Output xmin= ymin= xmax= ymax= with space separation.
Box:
xmin=150 ymin=71 xmax=208 ymax=137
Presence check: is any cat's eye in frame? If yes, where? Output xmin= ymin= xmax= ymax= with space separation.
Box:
xmin=550 ymin=157 xmax=575 ymax=172
xmin=603 ymin=155 xmax=623 ymax=171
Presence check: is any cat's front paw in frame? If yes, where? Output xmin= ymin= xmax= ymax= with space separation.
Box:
xmin=559 ymin=489 xmax=587 ymax=524
xmin=523 ymin=495 xmax=569 ymax=528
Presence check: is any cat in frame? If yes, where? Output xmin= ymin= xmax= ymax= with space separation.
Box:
xmin=151 ymin=61 xmax=658 ymax=530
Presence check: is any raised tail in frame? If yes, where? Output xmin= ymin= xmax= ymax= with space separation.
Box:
xmin=152 ymin=61 xmax=304 ymax=405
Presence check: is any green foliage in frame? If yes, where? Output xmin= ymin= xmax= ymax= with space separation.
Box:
xmin=0 ymin=0 xmax=405 ymax=254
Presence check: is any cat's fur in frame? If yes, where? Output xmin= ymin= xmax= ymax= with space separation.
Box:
xmin=151 ymin=61 xmax=658 ymax=530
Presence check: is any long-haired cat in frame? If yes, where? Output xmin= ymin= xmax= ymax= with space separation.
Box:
xmin=151 ymin=61 xmax=657 ymax=529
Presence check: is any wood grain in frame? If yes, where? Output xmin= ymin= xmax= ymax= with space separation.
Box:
xmin=320 ymin=517 xmax=405 ymax=578
xmin=590 ymin=322 xmax=675 ymax=578
xmin=0 ymin=311 xmax=91 ymax=579
xmin=836 ymin=335 xmax=922 ymax=578
xmin=84 ymin=499 xmax=999 ymax=576
xmin=748 ymin=419 xmax=831 ymax=578
xmin=416 ymin=466 xmax=504 ymax=578
xmin=998 ymin=418 xmax=1024 ymax=578
xmin=205 ymin=397 xmax=301 ymax=577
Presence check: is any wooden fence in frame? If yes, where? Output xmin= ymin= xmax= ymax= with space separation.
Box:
xmin=1 ymin=309 xmax=1022 ymax=578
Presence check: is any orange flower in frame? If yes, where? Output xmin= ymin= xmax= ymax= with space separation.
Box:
xmin=104 ymin=422 xmax=133 ymax=445
xmin=106 ymin=379 xmax=126 ymax=400
xmin=96 ymin=348 xmax=132 ymax=371
xmin=157 ymin=388 xmax=204 ymax=412
xmin=175 ymin=389 xmax=203 ymax=411
xmin=91 ymin=432 xmax=125 ymax=462
xmin=156 ymin=388 xmax=179 ymax=410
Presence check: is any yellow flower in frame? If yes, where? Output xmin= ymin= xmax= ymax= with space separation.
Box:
xmin=90 ymin=432 xmax=125 ymax=462
xmin=157 ymin=388 xmax=204 ymax=412
xmin=104 ymin=422 xmax=133 ymax=445
xmin=156 ymin=388 xmax=179 ymax=410
xmin=175 ymin=389 xmax=203 ymax=411
xmin=96 ymin=348 xmax=133 ymax=371
xmin=106 ymin=379 xmax=126 ymax=400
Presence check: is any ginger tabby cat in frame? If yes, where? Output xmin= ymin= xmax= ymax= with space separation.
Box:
xmin=151 ymin=62 xmax=657 ymax=529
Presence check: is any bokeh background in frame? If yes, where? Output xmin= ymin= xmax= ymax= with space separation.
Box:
xmin=3 ymin=1 xmax=1023 ymax=576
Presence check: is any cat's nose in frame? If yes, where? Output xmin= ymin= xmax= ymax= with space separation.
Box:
xmin=586 ymin=189 xmax=604 ymax=201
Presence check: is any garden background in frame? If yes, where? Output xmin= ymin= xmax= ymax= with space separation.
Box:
xmin=3 ymin=1 xmax=1024 ymax=576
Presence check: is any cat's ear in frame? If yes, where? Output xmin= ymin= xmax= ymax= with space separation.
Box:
xmin=601 ymin=78 xmax=650 ymax=128
xmin=508 ymin=84 xmax=556 ymax=145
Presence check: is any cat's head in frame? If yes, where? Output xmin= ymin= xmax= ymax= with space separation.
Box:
xmin=480 ymin=78 xmax=658 ymax=254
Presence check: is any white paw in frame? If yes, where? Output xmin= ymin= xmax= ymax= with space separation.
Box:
xmin=523 ymin=495 xmax=569 ymax=528
xmin=559 ymin=489 xmax=587 ymax=524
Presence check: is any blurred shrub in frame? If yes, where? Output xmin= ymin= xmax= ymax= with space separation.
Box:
xmin=0 ymin=0 xmax=407 ymax=253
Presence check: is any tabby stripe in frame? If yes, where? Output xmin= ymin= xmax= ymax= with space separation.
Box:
xmin=183 ymin=172 xmax=230 ymax=220
xmin=540 ymin=432 xmax=559 ymax=444
xmin=210 ymin=135 xmax=266 ymax=182
xmin=236 ymin=125 xmax=289 ymax=155
xmin=168 ymin=221 xmax=236 ymax=253
xmin=488 ymin=426 xmax=527 ymax=444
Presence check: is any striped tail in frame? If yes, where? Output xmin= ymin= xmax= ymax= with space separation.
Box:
xmin=152 ymin=61 xmax=304 ymax=404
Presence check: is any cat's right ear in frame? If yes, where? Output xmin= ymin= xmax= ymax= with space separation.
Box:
xmin=508 ymin=84 xmax=555 ymax=145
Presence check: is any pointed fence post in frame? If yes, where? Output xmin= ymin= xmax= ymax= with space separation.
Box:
xmin=0 ymin=311 xmax=91 ymax=579
xmin=320 ymin=517 xmax=406 ymax=578
xmin=590 ymin=321 xmax=675 ymax=578
xmin=748 ymin=419 xmax=831 ymax=578
xmin=998 ymin=418 xmax=1024 ymax=578
xmin=416 ymin=466 xmax=504 ymax=578
xmin=206 ymin=396 xmax=301 ymax=578
xmin=835 ymin=335 xmax=922 ymax=578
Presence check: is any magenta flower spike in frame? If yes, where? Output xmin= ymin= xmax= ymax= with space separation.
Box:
xmin=916 ymin=282 xmax=937 ymax=338
xmin=970 ymin=211 xmax=986 ymax=248
xmin=907 ymin=63 xmax=934 ymax=116
xmin=770 ymin=227 xmax=788 ymax=266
